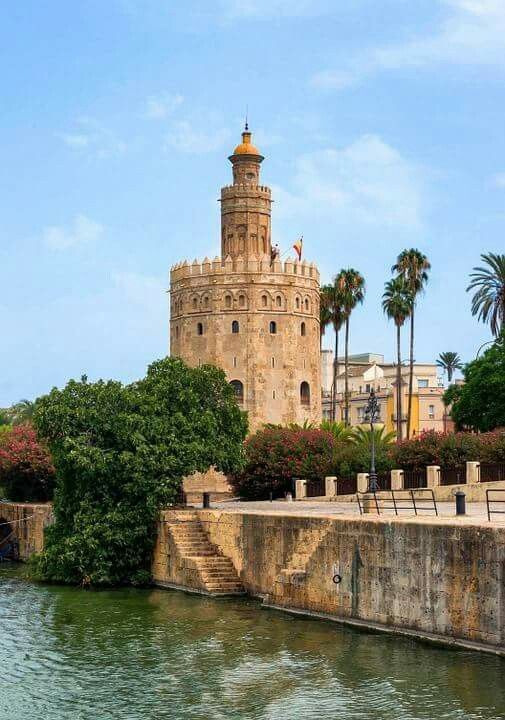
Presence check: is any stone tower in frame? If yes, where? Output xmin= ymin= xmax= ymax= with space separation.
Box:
xmin=169 ymin=127 xmax=321 ymax=431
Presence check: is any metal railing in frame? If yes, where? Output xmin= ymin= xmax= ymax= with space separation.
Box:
xmin=403 ymin=469 xmax=427 ymax=489
xmin=337 ymin=476 xmax=357 ymax=495
xmin=439 ymin=466 xmax=466 ymax=486
xmin=357 ymin=489 xmax=438 ymax=516
xmin=480 ymin=462 xmax=505 ymax=484
xmin=306 ymin=478 xmax=326 ymax=498
xmin=486 ymin=489 xmax=505 ymax=521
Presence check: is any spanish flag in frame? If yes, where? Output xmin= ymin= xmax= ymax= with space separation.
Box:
xmin=293 ymin=236 xmax=303 ymax=260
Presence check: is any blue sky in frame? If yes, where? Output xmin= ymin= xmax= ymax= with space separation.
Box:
xmin=2 ymin=0 xmax=504 ymax=405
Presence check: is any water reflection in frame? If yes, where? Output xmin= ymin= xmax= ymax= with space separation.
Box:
xmin=0 ymin=565 xmax=503 ymax=720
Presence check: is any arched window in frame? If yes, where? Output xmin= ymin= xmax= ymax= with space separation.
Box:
xmin=239 ymin=294 xmax=246 ymax=308
xmin=261 ymin=294 xmax=268 ymax=307
xmin=232 ymin=320 xmax=240 ymax=334
xmin=230 ymin=380 xmax=244 ymax=403
xmin=197 ymin=322 xmax=204 ymax=336
xmin=304 ymin=298 xmax=310 ymax=311
xmin=192 ymin=297 xmax=198 ymax=310
xmin=269 ymin=321 xmax=277 ymax=334
xmin=300 ymin=381 xmax=310 ymax=405
xmin=203 ymin=295 xmax=209 ymax=309
xmin=225 ymin=295 xmax=232 ymax=309
xmin=295 ymin=296 xmax=300 ymax=310
xmin=301 ymin=322 xmax=306 ymax=336
xmin=276 ymin=295 xmax=282 ymax=308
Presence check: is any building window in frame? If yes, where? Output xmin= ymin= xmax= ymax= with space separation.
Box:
xmin=295 ymin=297 xmax=300 ymax=310
xmin=269 ymin=321 xmax=277 ymax=334
xmin=301 ymin=322 xmax=306 ymax=336
xmin=230 ymin=380 xmax=244 ymax=403
xmin=239 ymin=294 xmax=246 ymax=308
xmin=429 ymin=404 xmax=435 ymax=419
xmin=276 ymin=295 xmax=282 ymax=308
xmin=357 ymin=406 xmax=366 ymax=422
xmin=365 ymin=384 xmax=371 ymax=393
xmin=304 ymin=298 xmax=309 ymax=311
xmin=203 ymin=296 xmax=209 ymax=308
xmin=197 ymin=322 xmax=203 ymax=336
xmin=225 ymin=295 xmax=232 ymax=309
xmin=300 ymin=382 xmax=310 ymax=405
xmin=272 ymin=390 xmax=276 ymax=399
xmin=192 ymin=297 xmax=198 ymax=310
xmin=261 ymin=294 xmax=268 ymax=307
xmin=303 ymin=359 xmax=306 ymax=369
xmin=233 ymin=357 xmax=237 ymax=368
xmin=232 ymin=320 xmax=240 ymax=334
xmin=418 ymin=379 xmax=429 ymax=388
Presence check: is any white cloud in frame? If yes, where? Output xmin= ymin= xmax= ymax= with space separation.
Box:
xmin=58 ymin=117 xmax=127 ymax=158
xmin=43 ymin=214 xmax=104 ymax=251
xmin=164 ymin=120 xmax=230 ymax=154
xmin=493 ymin=173 xmax=505 ymax=188
xmin=312 ymin=0 xmax=505 ymax=91
xmin=145 ymin=93 xmax=184 ymax=119
xmin=274 ymin=135 xmax=422 ymax=229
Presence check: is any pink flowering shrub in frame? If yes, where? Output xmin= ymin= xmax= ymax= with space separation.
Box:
xmin=232 ymin=427 xmax=335 ymax=499
xmin=0 ymin=424 xmax=55 ymax=502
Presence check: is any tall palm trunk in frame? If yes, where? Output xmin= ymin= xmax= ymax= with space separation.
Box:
xmin=406 ymin=305 xmax=415 ymax=439
xmin=396 ymin=323 xmax=402 ymax=441
xmin=332 ymin=325 xmax=339 ymax=421
xmin=344 ymin=317 xmax=350 ymax=425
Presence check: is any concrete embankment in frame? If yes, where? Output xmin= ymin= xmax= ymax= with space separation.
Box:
xmin=155 ymin=509 xmax=505 ymax=655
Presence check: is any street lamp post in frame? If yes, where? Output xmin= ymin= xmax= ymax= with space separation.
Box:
xmin=364 ymin=389 xmax=380 ymax=493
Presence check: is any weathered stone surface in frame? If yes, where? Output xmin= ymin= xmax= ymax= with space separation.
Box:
xmin=0 ymin=502 xmax=53 ymax=560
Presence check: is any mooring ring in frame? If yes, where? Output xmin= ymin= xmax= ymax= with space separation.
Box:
xmin=332 ymin=573 xmax=342 ymax=585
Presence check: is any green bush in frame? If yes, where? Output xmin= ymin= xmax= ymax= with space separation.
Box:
xmin=32 ymin=358 xmax=247 ymax=587
xmin=391 ymin=430 xmax=488 ymax=470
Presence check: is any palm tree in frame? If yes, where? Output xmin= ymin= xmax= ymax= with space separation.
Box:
xmin=336 ymin=269 xmax=366 ymax=426
xmin=350 ymin=424 xmax=396 ymax=450
xmin=437 ymin=351 xmax=463 ymax=384
xmin=10 ymin=399 xmax=35 ymax=425
xmin=392 ymin=249 xmax=431 ymax=439
xmin=321 ymin=282 xmax=346 ymax=421
xmin=319 ymin=288 xmax=332 ymax=351
xmin=382 ymin=277 xmax=412 ymax=441
xmin=319 ymin=419 xmax=354 ymax=443
xmin=467 ymin=253 xmax=505 ymax=337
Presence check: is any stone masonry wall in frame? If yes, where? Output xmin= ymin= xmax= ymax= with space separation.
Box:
xmin=0 ymin=502 xmax=53 ymax=560
xmin=196 ymin=510 xmax=505 ymax=652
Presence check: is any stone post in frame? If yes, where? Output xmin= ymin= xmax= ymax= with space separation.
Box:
xmin=391 ymin=469 xmax=404 ymax=491
xmin=325 ymin=476 xmax=337 ymax=498
xmin=295 ymin=479 xmax=307 ymax=500
xmin=427 ymin=465 xmax=441 ymax=489
xmin=466 ymin=461 xmax=480 ymax=485
xmin=357 ymin=473 xmax=369 ymax=494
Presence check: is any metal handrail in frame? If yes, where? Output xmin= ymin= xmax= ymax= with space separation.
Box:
xmin=486 ymin=488 xmax=505 ymax=521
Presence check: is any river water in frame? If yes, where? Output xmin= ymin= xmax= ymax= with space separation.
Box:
xmin=1 ymin=565 xmax=504 ymax=720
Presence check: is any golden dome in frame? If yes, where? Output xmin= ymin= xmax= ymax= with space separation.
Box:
xmin=233 ymin=130 xmax=261 ymax=156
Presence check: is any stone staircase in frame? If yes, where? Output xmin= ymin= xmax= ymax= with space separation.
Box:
xmin=167 ymin=512 xmax=244 ymax=596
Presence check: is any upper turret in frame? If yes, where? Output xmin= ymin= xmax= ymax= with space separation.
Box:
xmin=220 ymin=125 xmax=272 ymax=259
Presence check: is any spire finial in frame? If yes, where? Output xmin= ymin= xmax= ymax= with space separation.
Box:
xmin=245 ymin=105 xmax=248 ymax=131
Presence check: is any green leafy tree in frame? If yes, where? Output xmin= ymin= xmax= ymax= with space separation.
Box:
xmin=437 ymin=351 xmax=463 ymax=384
xmin=445 ymin=334 xmax=505 ymax=431
xmin=335 ymin=269 xmax=366 ymax=426
xmin=392 ymin=249 xmax=431 ymax=439
xmin=382 ymin=277 xmax=412 ymax=441
xmin=32 ymin=358 xmax=247 ymax=587
xmin=467 ymin=252 xmax=505 ymax=337
xmin=320 ymin=282 xmax=346 ymax=421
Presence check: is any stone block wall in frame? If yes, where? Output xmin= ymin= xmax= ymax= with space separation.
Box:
xmin=0 ymin=502 xmax=53 ymax=560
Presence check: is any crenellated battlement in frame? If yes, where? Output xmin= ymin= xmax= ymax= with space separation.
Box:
xmin=221 ymin=184 xmax=271 ymax=197
xmin=170 ymin=255 xmax=320 ymax=285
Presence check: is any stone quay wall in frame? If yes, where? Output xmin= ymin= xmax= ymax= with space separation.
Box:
xmin=0 ymin=502 xmax=53 ymax=560
xmin=195 ymin=510 xmax=505 ymax=653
